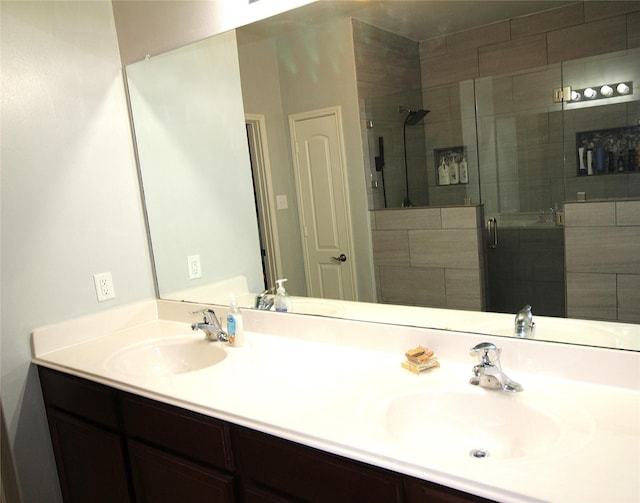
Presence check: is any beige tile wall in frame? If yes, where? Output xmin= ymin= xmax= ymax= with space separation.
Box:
xmin=565 ymin=200 xmax=640 ymax=322
xmin=420 ymin=2 xmax=640 ymax=87
xmin=352 ymin=19 xmax=423 ymax=209
xmin=421 ymin=2 xmax=640 ymax=216
xmin=371 ymin=206 xmax=485 ymax=310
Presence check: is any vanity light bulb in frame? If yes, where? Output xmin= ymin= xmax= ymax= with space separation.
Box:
xmin=570 ymin=91 xmax=581 ymax=101
xmin=583 ymin=88 xmax=597 ymax=99
xmin=616 ymin=83 xmax=630 ymax=95
xmin=600 ymin=85 xmax=613 ymax=97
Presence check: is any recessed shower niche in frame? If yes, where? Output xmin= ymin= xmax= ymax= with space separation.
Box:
xmin=575 ymin=126 xmax=640 ymax=176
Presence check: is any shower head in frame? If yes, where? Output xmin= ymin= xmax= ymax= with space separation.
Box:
xmin=404 ymin=108 xmax=430 ymax=126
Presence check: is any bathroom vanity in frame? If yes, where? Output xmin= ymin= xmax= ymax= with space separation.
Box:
xmin=32 ymin=300 xmax=640 ymax=502
xmin=38 ymin=366 xmax=491 ymax=502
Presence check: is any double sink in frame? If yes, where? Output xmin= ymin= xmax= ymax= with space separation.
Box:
xmin=104 ymin=331 xmax=595 ymax=463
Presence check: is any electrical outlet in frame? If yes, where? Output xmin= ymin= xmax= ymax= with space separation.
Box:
xmin=187 ymin=255 xmax=202 ymax=279
xmin=93 ymin=272 xmax=115 ymax=302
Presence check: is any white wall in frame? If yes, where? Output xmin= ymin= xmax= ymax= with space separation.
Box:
xmin=112 ymin=0 xmax=315 ymax=65
xmin=1 ymin=2 xmax=155 ymax=500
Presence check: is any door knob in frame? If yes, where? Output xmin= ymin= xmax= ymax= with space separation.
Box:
xmin=331 ymin=254 xmax=347 ymax=262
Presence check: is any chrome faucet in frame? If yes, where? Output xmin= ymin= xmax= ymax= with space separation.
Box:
xmin=469 ymin=342 xmax=523 ymax=392
xmin=191 ymin=309 xmax=228 ymax=342
xmin=514 ymin=305 xmax=535 ymax=338
xmin=255 ymin=288 xmax=274 ymax=311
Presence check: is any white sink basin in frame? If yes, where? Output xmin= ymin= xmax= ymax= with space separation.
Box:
xmin=105 ymin=335 xmax=227 ymax=377
xmin=379 ymin=386 xmax=593 ymax=461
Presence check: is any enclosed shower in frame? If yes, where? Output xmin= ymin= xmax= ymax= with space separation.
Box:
xmin=366 ymin=46 xmax=640 ymax=317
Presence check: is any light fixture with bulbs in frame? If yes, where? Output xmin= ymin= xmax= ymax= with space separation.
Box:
xmin=560 ymin=81 xmax=634 ymax=103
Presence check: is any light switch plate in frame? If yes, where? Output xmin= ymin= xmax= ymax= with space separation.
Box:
xmin=276 ymin=195 xmax=288 ymax=210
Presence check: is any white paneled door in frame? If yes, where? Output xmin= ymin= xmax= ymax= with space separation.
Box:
xmin=289 ymin=107 xmax=356 ymax=300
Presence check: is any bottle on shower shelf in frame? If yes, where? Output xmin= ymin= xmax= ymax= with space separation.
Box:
xmin=578 ymin=147 xmax=586 ymax=175
xmin=449 ymin=156 xmax=459 ymax=185
xmin=595 ymin=146 xmax=605 ymax=173
xmin=628 ymin=148 xmax=637 ymax=171
xmin=459 ymin=154 xmax=469 ymax=184
xmin=438 ymin=158 xmax=450 ymax=185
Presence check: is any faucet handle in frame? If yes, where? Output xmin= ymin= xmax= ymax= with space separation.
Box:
xmin=190 ymin=308 xmax=219 ymax=325
xmin=471 ymin=342 xmax=498 ymax=353
xmin=470 ymin=342 xmax=500 ymax=365
xmin=515 ymin=305 xmax=534 ymax=325
xmin=514 ymin=305 xmax=535 ymax=337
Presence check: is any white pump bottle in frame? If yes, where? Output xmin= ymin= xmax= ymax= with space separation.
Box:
xmin=274 ymin=279 xmax=292 ymax=312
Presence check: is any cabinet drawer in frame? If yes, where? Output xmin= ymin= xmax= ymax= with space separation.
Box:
xmin=128 ymin=440 xmax=235 ymax=503
xmin=121 ymin=394 xmax=233 ymax=471
xmin=235 ymin=426 xmax=403 ymax=503
xmin=38 ymin=367 xmax=119 ymax=429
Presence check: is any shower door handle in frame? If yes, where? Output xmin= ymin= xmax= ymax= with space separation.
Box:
xmin=487 ymin=218 xmax=498 ymax=249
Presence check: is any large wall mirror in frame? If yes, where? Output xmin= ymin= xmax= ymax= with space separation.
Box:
xmin=124 ymin=1 xmax=639 ymax=351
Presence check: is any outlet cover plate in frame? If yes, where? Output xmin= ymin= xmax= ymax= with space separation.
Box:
xmin=187 ymin=255 xmax=202 ymax=279
xmin=93 ymin=272 xmax=115 ymax=302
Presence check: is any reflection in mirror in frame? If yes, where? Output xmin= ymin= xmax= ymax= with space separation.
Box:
xmin=126 ymin=31 xmax=265 ymax=300
xmin=125 ymin=1 xmax=640 ymax=351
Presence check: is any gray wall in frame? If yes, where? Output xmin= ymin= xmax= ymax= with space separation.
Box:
xmin=238 ymin=17 xmax=377 ymax=302
xmin=1 ymin=2 xmax=154 ymax=501
xmin=0 ymin=1 xmax=313 ymax=501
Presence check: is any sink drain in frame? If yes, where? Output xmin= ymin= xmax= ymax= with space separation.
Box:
xmin=469 ymin=448 xmax=489 ymax=459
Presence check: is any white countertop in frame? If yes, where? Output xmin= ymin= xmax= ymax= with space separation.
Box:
xmin=32 ymin=299 xmax=640 ymax=503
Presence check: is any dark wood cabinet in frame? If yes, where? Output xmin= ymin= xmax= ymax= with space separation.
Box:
xmin=235 ymin=426 xmax=404 ymax=503
xmin=121 ymin=393 xmax=234 ymax=471
xmin=128 ymin=440 xmax=235 ymax=503
xmin=46 ymin=409 xmax=132 ymax=503
xmin=38 ymin=367 xmax=235 ymax=503
xmin=39 ymin=366 xmax=494 ymax=503
xmin=404 ymin=476 xmax=494 ymax=503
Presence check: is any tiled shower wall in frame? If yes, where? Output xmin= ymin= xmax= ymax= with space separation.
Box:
xmin=419 ymin=2 xmax=640 ymax=212
xmin=352 ymin=19 xmax=423 ymax=209
xmin=565 ymin=200 xmax=640 ymax=322
xmin=371 ymin=206 xmax=485 ymax=310
xmin=354 ymin=2 xmax=640 ymax=311
xmin=418 ymin=3 xmax=640 ymax=88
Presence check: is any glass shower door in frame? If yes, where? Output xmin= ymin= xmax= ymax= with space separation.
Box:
xmin=476 ymin=64 xmax=567 ymax=317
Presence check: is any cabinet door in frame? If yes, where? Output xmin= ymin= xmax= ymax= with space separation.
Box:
xmin=47 ymin=409 xmax=132 ymax=503
xmin=121 ymin=393 xmax=233 ymax=471
xmin=404 ymin=476 xmax=495 ymax=503
xmin=235 ymin=426 xmax=403 ymax=503
xmin=128 ymin=440 xmax=235 ymax=503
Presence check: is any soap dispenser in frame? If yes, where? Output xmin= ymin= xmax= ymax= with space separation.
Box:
xmin=227 ymin=295 xmax=244 ymax=346
xmin=274 ymin=279 xmax=292 ymax=313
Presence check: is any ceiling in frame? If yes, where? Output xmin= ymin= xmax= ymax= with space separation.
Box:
xmin=237 ymin=0 xmax=574 ymax=43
